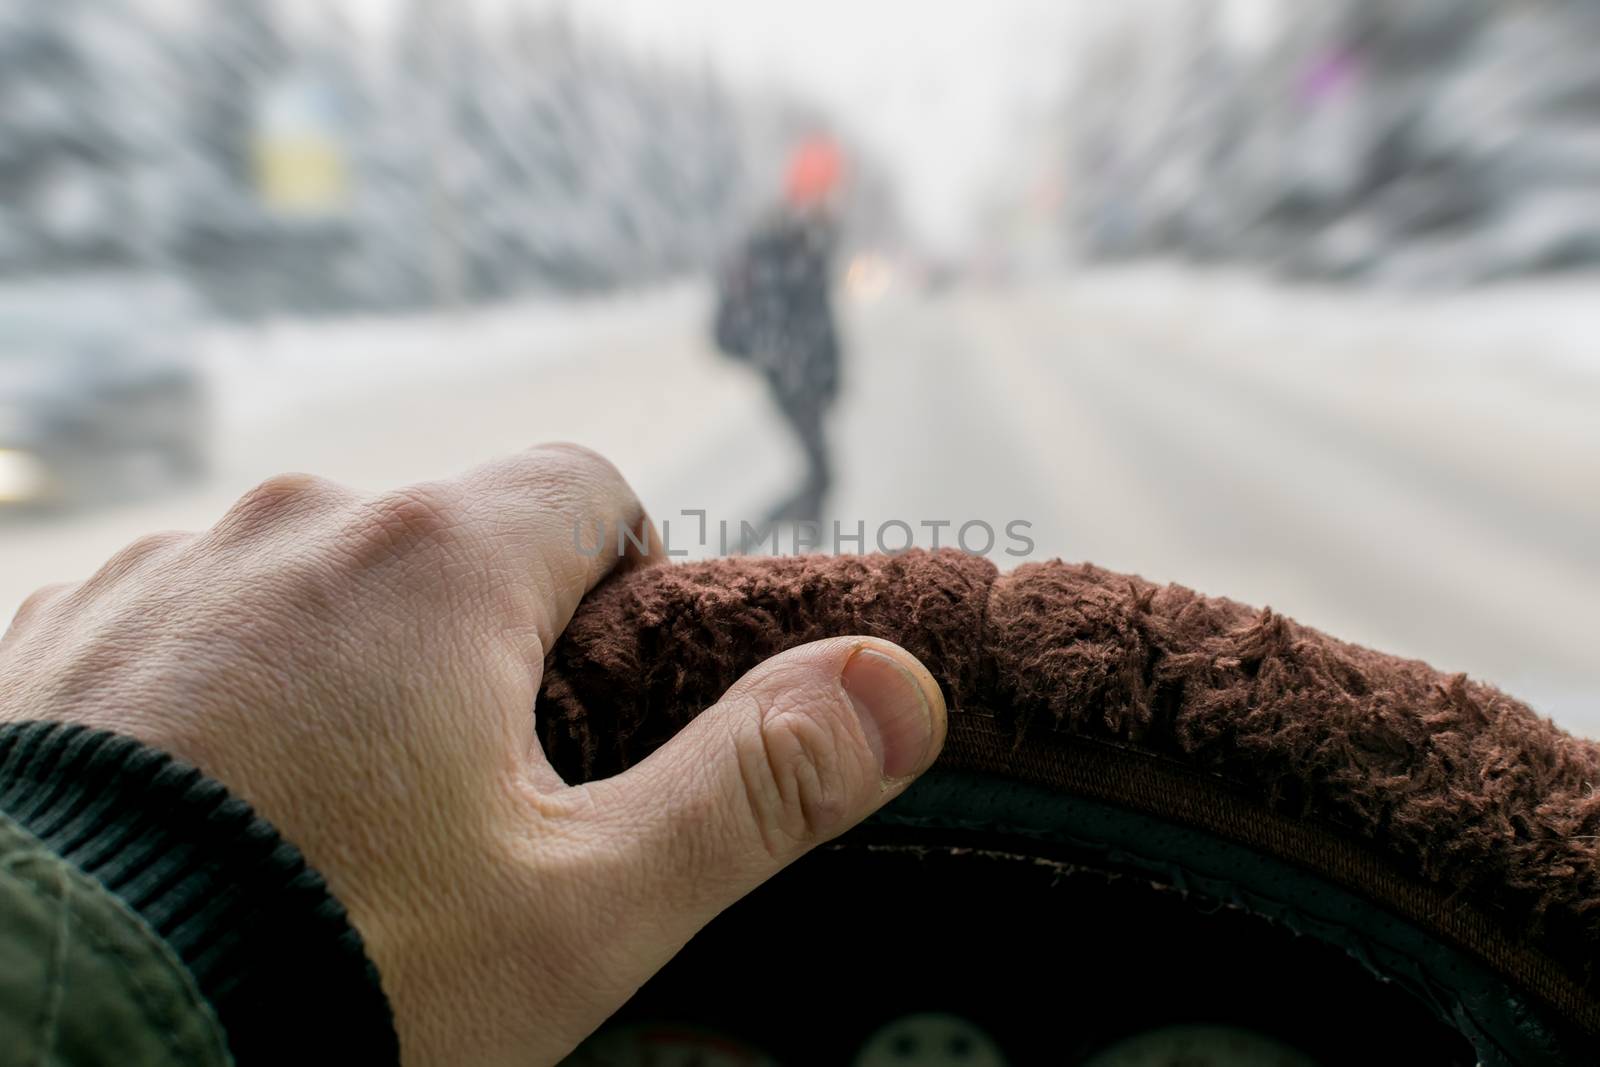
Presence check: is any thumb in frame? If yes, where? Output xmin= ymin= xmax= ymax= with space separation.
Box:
xmin=581 ymin=636 xmax=946 ymax=929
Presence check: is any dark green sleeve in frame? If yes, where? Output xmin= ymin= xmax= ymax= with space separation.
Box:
xmin=0 ymin=811 xmax=231 ymax=1066
xmin=0 ymin=722 xmax=400 ymax=1066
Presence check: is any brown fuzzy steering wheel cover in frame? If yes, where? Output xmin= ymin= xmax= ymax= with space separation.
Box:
xmin=538 ymin=549 xmax=1600 ymax=1043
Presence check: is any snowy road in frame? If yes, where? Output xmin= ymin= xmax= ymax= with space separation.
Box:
xmin=2 ymin=268 xmax=1596 ymax=734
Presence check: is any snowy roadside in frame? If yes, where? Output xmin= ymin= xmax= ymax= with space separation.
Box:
xmin=0 ymin=281 xmax=788 ymax=614
xmin=1057 ymin=263 xmax=1600 ymax=383
xmin=1046 ymin=263 xmax=1600 ymax=542
xmin=196 ymin=283 xmax=709 ymax=433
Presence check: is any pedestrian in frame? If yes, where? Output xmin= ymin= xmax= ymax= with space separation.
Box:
xmin=714 ymin=134 xmax=845 ymax=525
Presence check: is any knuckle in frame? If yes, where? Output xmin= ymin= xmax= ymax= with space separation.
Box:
xmin=123 ymin=530 xmax=188 ymax=560
xmin=223 ymin=473 xmax=339 ymax=534
xmin=8 ymin=582 xmax=73 ymax=630
xmin=736 ymin=686 xmax=858 ymax=857
xmin=526 ymin=443 xmax=629 ymax=504
xmin=93 ymin=531 xmax=189 ymax=583
xmin=532 ymin=441 xmax=615 ymax=476
xmin=346 ymin=483 xmax=472 ymax=565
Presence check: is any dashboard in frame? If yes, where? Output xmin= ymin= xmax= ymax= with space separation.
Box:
xmin=565 ymin=837 xmax=1476 ymax=1066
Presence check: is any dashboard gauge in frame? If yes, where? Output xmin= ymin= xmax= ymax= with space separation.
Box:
xmin=854 ymin=1012 xmax=1008 ymax=1067
xmin=564 ymin=1024 xmax=778 ymax=1067
xmin=1081 ymin=1025 xmax=1318 ymax=1067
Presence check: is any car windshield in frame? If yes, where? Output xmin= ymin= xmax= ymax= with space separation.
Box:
xmin=0 ymin=0 xmax=1596 ymax=743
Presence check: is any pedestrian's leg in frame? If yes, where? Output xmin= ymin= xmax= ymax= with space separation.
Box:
xmin=797 ymin=397 xmax=830 ymax=518
xmin=762 ymin=392 xmax=827 ymax=525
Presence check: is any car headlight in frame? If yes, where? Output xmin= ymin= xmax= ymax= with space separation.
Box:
xmin=0 ymin=448 xmax=46 ymax=503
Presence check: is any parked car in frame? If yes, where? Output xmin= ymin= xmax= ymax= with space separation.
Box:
xmin=0 ymin=275 xmax=208 ymax=509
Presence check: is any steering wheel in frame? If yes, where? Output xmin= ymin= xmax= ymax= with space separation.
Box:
xmin=542 ymin=551 xmax=1598 ymax=1065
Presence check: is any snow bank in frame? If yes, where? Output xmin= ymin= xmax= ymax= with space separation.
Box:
xmin=198 ymin=282 xmax=707 ymax=429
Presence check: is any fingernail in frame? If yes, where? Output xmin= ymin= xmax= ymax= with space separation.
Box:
xmin=841 ymin=647 xmax=936 ymax=781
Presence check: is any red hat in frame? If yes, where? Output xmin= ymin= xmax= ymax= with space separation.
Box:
xmin=785 ymin=135 xmax=844 ymax=206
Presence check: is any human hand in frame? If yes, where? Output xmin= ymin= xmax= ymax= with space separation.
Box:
xmin=0 ymin=444 xmax=946 ymax=1065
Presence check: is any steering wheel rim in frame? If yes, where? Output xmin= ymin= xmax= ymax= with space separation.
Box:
xmin=542 ymin=549 xmax=1600 ymax=1064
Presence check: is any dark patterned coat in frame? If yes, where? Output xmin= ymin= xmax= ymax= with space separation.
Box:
xmin=714 ymin=211 xmax=840 ymax=406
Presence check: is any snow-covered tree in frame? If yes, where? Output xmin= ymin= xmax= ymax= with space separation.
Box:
xmin=1061 ymin=0 xmax=1600 ymax=284
xmin=0 ymin=0 xmax=189 ymax=273
xmin=3 ymin=2 xmax=894 ymax=313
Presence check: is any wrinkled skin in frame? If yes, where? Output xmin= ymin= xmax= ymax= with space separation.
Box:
xmin=0 ymin=443 xmax=946 ymax=1066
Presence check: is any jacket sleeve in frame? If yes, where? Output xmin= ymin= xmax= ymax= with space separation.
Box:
xmin=0 ymin=721 xmax=400 ymax=1066
xmin=0 ymin=810 xmax=231 ymax=1066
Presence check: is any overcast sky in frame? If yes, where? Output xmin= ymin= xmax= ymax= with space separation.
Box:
xmin=323 ymin=0 xmax=1091 ymax=251
xmin=572 ymin=1 xmax=1083 ymax=249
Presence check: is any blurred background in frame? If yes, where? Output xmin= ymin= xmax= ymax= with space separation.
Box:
xmin=0 ymin=0 xmax=1595 ymax=736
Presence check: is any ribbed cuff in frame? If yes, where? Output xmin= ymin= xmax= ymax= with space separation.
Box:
xmin=0 ymin=721 xmax=399 ymax=1065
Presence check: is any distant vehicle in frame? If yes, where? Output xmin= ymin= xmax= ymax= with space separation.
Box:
xmin=907 ymin=254 xmax=966 ymax=295
xmin=0 ymin=276 xmax=208 ymax=510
